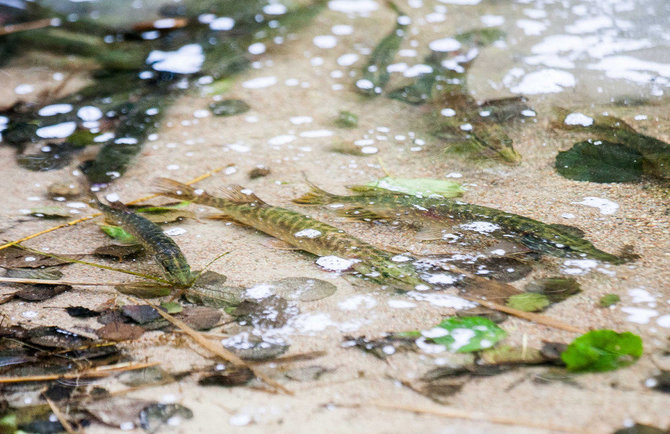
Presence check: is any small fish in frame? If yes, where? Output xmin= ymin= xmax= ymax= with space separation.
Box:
xmin=152 ymin=178 xmax=430 ymax=291
xmin=293 ymin=183 xmax=632 ymax=264
xmin=89 ymin=195 xmax=193 ymax=286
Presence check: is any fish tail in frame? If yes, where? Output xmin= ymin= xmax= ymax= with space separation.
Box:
xmin=153 ymin=177 xmax=204 ymax=202
xmin=293 ymin=182 xmax=339 ymax=205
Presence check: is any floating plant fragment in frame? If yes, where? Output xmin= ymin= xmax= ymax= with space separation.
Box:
xmin=335 ymin=110 xmax=358 ymax=128
xmin=415 ymin=316 xmax=506 ymax=353
xmin=561 ymin=330 xmax=643 ymax=372
xmin=365 ymin=177 xmax=464 ymax=197
xmin=599 ymin=294 xmax=620 ymax=308
xmin=99 ymin=224 xmax=137 ymax=244
xmin=554 ymin=109 xmax=670 ymax=180
xmin=555 ymin=140 xmax=644 ymax=183
xmin=355 ymin=2 xmax=409 ymax=96
xmin=505 ymin=293 xmax=550 ymax=312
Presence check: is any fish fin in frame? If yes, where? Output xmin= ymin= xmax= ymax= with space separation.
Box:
xmin=293 ymin=182 xmax=339 ymax=205
xmin=206 ymin=214 xmax=245 ymax=224
xmin=153 ymin=178 xmax=199 ymax=201
xmin=218 ymin=185 xmax=266 ymax=205
xmin=549 ymin=223 xmax=585 ymax=238
xmin=415 ymin=225 xmax=444 ymax=241
xmin=263 ymin=239 xmax=301 ymax=250
xmin=336 ymin=207 xmax=385 ymax=221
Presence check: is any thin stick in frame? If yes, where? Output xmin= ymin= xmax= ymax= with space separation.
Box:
xmin=132 ymin=296 xmax=292 ymax=395
xmin=0 ymin=361 xmax=159 ymax=384
xmin=0 ymin=166 xmax=226 ymax=252
xmin=44 ymin=396 xmax=76 ymax=434
xmin=368 ymin=402 xmax=589 ymax=433
xmin=461 ymin=295 xmax=586 ymax=334
xmin=0 ymin=18 xmax=54 ymax=36
xmin=0 ymin=277 xmax=128 ymax=286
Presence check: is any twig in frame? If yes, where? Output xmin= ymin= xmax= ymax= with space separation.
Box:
xmin=0 ymin=166 xmax=226 ymax=252
xmin=44 ymin=396 xmax=77 ymax=434
xmin=0 ymin=18 xmax=54 ymax=36
xmin=131 ymin=296 xmax=293 ymax=395
xmin=367 ymin=401 xmax=590 ymax=433
xmin=0 ymin=361 xmax=159 ymax=383
xmin=461 ymin=295 xmax=587 ymax=334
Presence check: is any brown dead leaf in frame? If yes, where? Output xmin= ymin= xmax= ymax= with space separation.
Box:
xmin=96 ymin=322 xmax=145 ymax=341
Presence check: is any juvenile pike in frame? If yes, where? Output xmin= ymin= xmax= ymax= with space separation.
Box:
xmin=153 ymin=178 xmax=429 ymax=291
xmin=89 ymin=195 xmax=194 ymax=286
xmin=293 ymin=184 xmax=632 ymax=264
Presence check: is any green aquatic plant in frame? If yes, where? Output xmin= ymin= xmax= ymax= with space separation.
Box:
xmin=561 ymin=329 xmax=643 ymax=372
xmin=402 ymin=316 xmax=506 ymax=353
xmin=0 ymin=1 xmax=325 ymax=183
xmin=505 ymin=292 xmax=550 ymax=312
xmin=555 ymin=109 xmax=670 ymax=180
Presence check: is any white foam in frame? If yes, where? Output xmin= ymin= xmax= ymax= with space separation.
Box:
xmin=242 ymin=76 xmax=277 ymax=89
xmin=328 ymin=0 xmax=378 ymax=15
xmin=509 ymin=69 xmax=576 ymax=94
xmin=337 ymin=53 xmax=359 ymax=66
xmin=573 ymin=197 xmax=619 ymax=215
xmin=313 ymin=35 xmax=337 ymax=49
xmin=388 ymin=299 xmax=417 ymax=309
xmin=268 ymin=134 xmax=296 ymax=146
xmin=460 ymin=221 xmax=500 ymax=234
xmin=564 ymin=112 xmax=594 ymax=126
xmin=38 ymin=104 xmax=73 ymax=116
xmin=407 ymin=291 xmax=475 ymax=309
xmin=316 ymin=256 xmax=357 ymax=271
xmin=429 ymin=38 xmax=462 ymax=52
xmin=294 ymin=229 xmax=322 ymax=238
xmin=338 ymin=295 xmax=377 ymax=310
xmin=209 ymin=17 xmax=235 ymax=31
xmin=36 ymin=122 xmax=77 ymax=139
xmin=621 ymin=307 xmax=658 ymax=324
xmin=146 ymin=44 xmax=204 ymax=74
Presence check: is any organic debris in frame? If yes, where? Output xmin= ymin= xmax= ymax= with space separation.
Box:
xmin=561 ymin=330 xmax=643 ymax=372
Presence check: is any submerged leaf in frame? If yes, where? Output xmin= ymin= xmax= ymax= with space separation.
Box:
xmin=555 ymin=140 xmax=644 ymax=183
xmin=199 ymin=366 xmax=254 ymax=387
xmin=5 ymin=268 xmax=63 ymax=280
xmin=0 ymin=246 xmax=77 ymax=268
xmin=479 ymin=345 xmax=546 ymax=365
xmin=29 ymin=206 xmax=71 ymax=219
xmin=115 ymin=282 xmax=172 ymax=298
xmin=365 ymin=177 xmax=464 ymax=197
xmin=96 ymin=322 xmax=145 ymax=341
xmin=429 ymin=316 xmax=506 ymax=353
xmin=505 ymin=293 xmax=551 ymax=312
xmin=525 ymin=277 xmax=581 ymax=303
xmin=139 ymin=403 xmax=193 ymax=433
xmin=94 ymin=243 xmax=145 ymax=261
xmin=269 ymin=277 xmax=338 ymax=302
xmin=561 ymin=330 xmax=643 ymax=372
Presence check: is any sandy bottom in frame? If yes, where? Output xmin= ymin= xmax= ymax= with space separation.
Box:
xmin=1 ymin=2 xmax=670 ymax=433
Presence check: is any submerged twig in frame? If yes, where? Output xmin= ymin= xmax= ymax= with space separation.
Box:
xmin=0 ymin=165 xmax=226 ymax=252
xmin=0 ymin=276 xmax=127 ymax=286
xmin=44 ymin=396 xmax=76 ymax=434
xmin=130 ymin=296 xmax=292 ymax=395
xmin=461 ymin=295 xmax=587 ymax=334
xmin=0 ymin=18 xmax=54 ymax=36
xmin=0 ymin=361 xmax=159 ymax=384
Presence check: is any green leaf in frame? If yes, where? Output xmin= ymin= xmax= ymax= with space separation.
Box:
xmin=561 ymin=329 xmax=643 ymax=372
xmin=555 ymin=140 xmax=643 ymax=183
xmin=99 ymin=224 xmax=136 ymax=243
xmin=599 ymin=293 xmax=620 ymax=308
xmin=160 ymin=301 xmax=183 ymax=314
xmin=506 ymin=293 xmax=550 ymax=312
xmin=366 ymin=177 xmax=464 ymax=197
xmin=429 ymin=316 xmax=506 ymax=353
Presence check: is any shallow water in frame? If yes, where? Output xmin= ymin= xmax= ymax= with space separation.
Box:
xmin=1 ymin=0 xmax=669 ymax=432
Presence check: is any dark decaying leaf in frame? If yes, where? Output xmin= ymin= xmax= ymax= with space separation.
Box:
xmin=342 ymin=334 xmax=417 ymax=359
xmin=94 ymin=244 xmax=145 ymax=261
xmin=413 ymin=378 xmax=465 ymax=404
xmin=96 ymin=322 xmax=145 ymax=341
xmin=540 ymin=342 xmax=569 ymax=364
xmin=284 ymin=365 xmax=332 ymax=382
xmin=248 ymin=167 xmax=270 ymax=179
xmin=139 ymin=403 xmax=193 ymax=433
xmin=269 ymin=277 xmax=338 ymax=302
xmin=647 ymin=371 xmax=670 ymax=394
xmin=121 ymin=305 xmax=160 ymax=324
xmin=555 ymin=140 xmax=644 ymax=183
xmin=118 ymin=366 xmax=174 ymax=387
xmin=232 ymin=295 xmax=295 ymax=329
xmin=29 ymin=206 xmax=72 ymax=219
xmin=198 ymin=366 xmax=255 ymax=387
xmin=416 ymin=364 xmax=510 ymax=403
xmin=613 ymin=424 xmax=670 ymax=434
xmin=14 ymin=284 xmax=71 ymax=301
xmin=209 ymin=99 xmax=250 ymax=116
xmin=0 ymin=246 xmax=77 ymax=268
xmin=16 ymin=142 xmax=77 ymax=171
xmin=66 ymin=306 xmax=100 ymax=318
xmin=115 ymin=282 xmax=172 ymax=298
xmin=561 ymin=330 xmax=643 ymax=372
xmin=98 ymin=309 xmax=131 ymax=325
xmin=26 ymin=326 xmax=93 ymax=350
xmin=525 ymin=277 xmax=581 ymax=303
xmin=223 ymin=337 xmax=289 ymax=361
xmin=44 ymin=383 xmax=76 ymax=401
xmin=174 ymin=306 xmax=222 ymax=330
